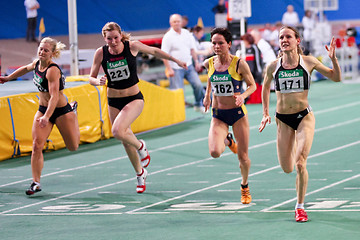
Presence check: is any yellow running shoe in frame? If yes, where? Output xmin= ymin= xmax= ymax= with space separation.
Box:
xmin=226 ymin=133 xmax=237 ymax=154
xmin=241 ymin=186 xmax=252 ymax=204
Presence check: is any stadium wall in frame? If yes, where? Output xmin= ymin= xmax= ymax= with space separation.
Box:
xmin=1 ymin=0 xmax=360 ymax=39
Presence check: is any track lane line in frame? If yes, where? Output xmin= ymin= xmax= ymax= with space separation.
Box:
xmin=260 ymin=140 xmax=360 ymax=212
xmin=126 ymin=140 xmax=360 ymax=214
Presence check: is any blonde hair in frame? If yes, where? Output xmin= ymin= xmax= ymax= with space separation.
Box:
xmin=277 ymin=26 xmax=304 ymax=58
xmin=102 ymin=22 xmax=131 ymax=41
xmin=40 ymin=37 xmax=66 ymax=59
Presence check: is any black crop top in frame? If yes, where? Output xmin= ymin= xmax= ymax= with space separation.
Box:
xmin=101 ymin=41 xmax=139 ymax=89
xmin=273 ymin=55 xmax=311 ymax=93
xmin=33 ymin=61 xmax=65 ymax=92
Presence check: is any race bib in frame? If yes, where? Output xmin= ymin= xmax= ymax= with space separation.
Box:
xmin=107 ymin=59 xmax=130 ymax=81
xmin=210 ymin=74 xmax=234 ymax=96
xmin=278 ymin=69 xmax=305 ymax=93
xmin=33 ymin=72 xmax=46 ymax=91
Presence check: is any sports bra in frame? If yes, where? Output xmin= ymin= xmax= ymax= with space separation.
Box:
xmin=101 ymin=41 xmax=139 ymax=89
xmin=273 ymin=55 xmax=311 ymax=93
xmin=33 ymin=61 xmax=65 ymax=92
xmin=207 ymin=56 xmax=243 ymax=96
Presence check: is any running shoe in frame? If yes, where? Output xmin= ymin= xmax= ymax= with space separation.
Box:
xmin=137 ymin=139 xmax=150 ymax=168
xmin=70 ymin=101 xmax=78 ymax=114
xmin=241 ymin=186 xmax=252 ymax=204
xmin=295 ymin=208 xmax=308 ymax=222
xmin=136 ymin=168 xmax=148 ymax=193
xmin=194 ymin=106 xmax=207 ymax=114
xmin=25 ymin=181 xmax=41 ymax=195
xmin=226 ymin=133 xmax=238 ymax=154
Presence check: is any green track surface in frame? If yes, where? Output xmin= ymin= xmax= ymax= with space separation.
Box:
xmin=1 ymin=80 xmax=359 ymax=239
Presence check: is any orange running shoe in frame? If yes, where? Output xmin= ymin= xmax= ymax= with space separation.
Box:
xmin=295 ymin=208 xmax=308 ymax=222
xmin=241 ymin=186 xmax=252 ymax=204
xmin=226 ymin=133 xmax=237 ymax=154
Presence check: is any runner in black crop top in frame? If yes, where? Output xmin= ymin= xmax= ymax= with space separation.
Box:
xmin=89 ymin=22 xmax=188 ymax=194
xmin=259 ymin=26 xmax=341 ymax=222
xmin=33 ymin=60 xmax=65 ymax=92
xmin=101 ymin=41 xmax=139 ymax=89
xmin=0 ymin=36 xmax=80 ymax=196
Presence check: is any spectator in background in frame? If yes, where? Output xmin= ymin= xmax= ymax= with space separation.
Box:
xmin=262 ymin=23 xmax=273 ymax=42
xmin=240 ymin=33 xmax=263 ymax=104
xmin=24 ymin=0 xmax=40 ymax=42
xmin=212 ymin=0 xmax=227 ymax=13
xmin=302 ymin=10 xmax=316 ymax=55
xmin=251 ymin=29 xmax=276 ymax=68
xmin=162 ymin=14 xmax=206 ymax=113
xmin=282 ymin=5 xmax=299 ymax=27
xmin=240 ymin=33 xmax=263 ymax=84
xmin=191 ymin=25 xmax=213 ymax=66
xmin=312 ymin=12 xmax=332 ymax=56
xmin=269 ymin=22 xmax=283 ymax=55
xmin=182 ymin=15 xmax=189 ymax=29
xmin=212 ymin=0 xmax=227 ymax=27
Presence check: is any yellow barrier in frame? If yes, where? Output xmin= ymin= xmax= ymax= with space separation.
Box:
xmin=0 ymin=79 xmax=185 ymax=161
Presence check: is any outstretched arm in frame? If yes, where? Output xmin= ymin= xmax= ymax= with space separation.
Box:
xmin=259 ymin=61 xmax=276 ymax=132
xmin=131 ymin=40 xmax=187 ymax=70
xmin=312 ymin=37 xmax=341 ymax=82
xmin=0 ymin=61 xmax=36 ymax=84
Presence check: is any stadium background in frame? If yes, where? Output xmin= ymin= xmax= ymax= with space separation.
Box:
xmin=1 ymin=0 xmax=360 ymax=39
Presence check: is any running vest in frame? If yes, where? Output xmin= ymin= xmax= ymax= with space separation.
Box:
xmin=101 ymin=41 xmax=139 ymax=89
xmin=273 ymin=55 xmax=311 ymax=93
xmin=33 ymin=61 xmax=65 ymax=92
xmin=207 ymin=56 xmax=243 ymax=96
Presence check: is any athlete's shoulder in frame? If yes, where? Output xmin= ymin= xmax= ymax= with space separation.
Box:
xmin=267 ymin=58 xmax=279 ymax=74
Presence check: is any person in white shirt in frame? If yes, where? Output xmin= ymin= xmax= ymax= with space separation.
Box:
xmin=24 ymin=0 xmax=40 ymax=42
xmin=251 ymin=29 xmax=276 ymax=68
xmin=282 ymin=5 xmax=299 ymax=27
xmin=262 ymin=23 xmax=273 ymax=42
xmin=302 ymin=10 xmax=316 ymax=55
xmin=162 ymin=14 xmax=206 ymax=113
xmin=269 ymin=22 xmax=283 ymax=55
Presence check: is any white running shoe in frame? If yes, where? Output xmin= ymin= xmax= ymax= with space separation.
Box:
xmin=194 ymin=106 xmax=208 ymax=114
xmin=137 ymin=139 xmax=150 ymax=168
xmin=136 ymin=168 xmax=148 ymax=193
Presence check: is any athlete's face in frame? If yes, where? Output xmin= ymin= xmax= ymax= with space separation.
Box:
xmin=104 ymin=30 xmax=122 ymax=48
xmin=211 ymin=33 xmax=231 ymax=55
xmin=279 ymin=28 xmax=300 ymax=52
xmin=37 ymin=42 xmax=53 ymax=61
